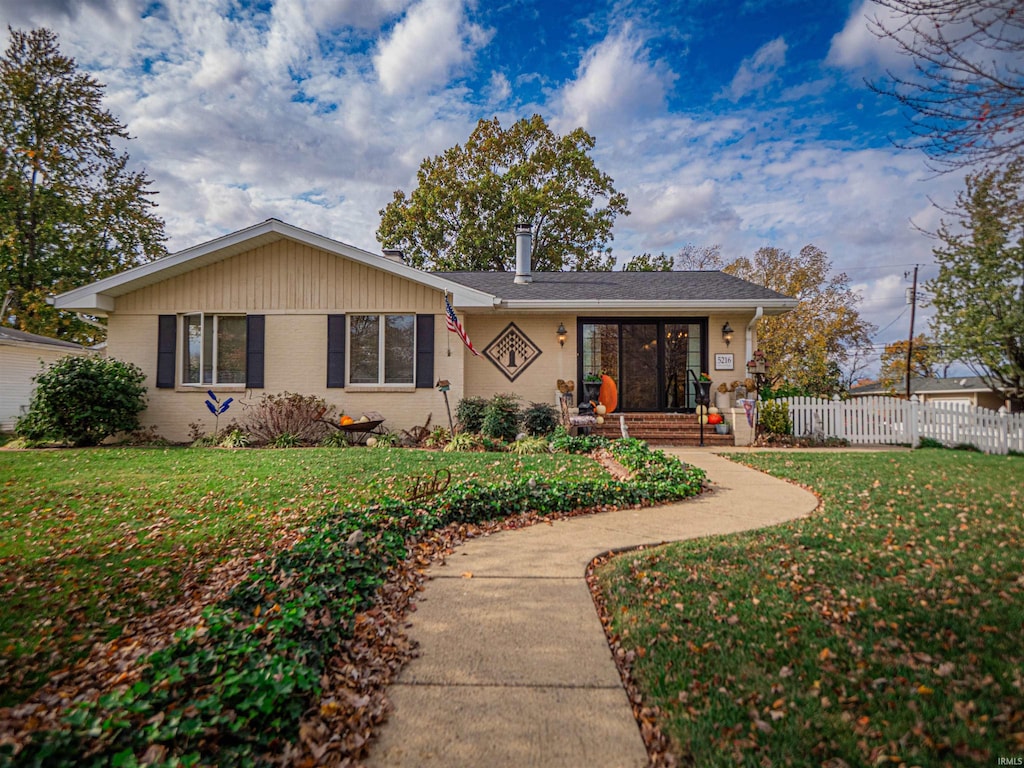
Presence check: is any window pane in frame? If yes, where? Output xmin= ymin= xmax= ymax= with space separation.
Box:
xmin=384 ymin=315 xmax=414 ymax=384
xmin=216 ymin=316 xmax=247 ymax=384
xmin=349 ymin=315 xmax=380 ymax=384
xmin=184 ymin=315 xmax=202 ymax=384
xmin=582 ymin=323 xmax=619 ymax=382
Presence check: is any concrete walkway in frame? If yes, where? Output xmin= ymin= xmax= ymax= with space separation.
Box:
xmin=366 ymin=449 xmax=819 ymax=768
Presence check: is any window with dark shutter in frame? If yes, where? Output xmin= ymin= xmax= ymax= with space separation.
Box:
xmin=416 ymin=315 xmax=434 ymax=388
xmin=246 ymin=315 xmax=265 ymax=389
xmin=327 ymin=315 xmax=346 ymax=388
xmin=157 ymin=315 xmax=176 ymax=388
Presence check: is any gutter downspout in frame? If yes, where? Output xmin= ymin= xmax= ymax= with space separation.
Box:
xmin=745 ymin=306 xmax=763 ymax=363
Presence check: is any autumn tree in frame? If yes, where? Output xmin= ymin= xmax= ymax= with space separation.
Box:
xmin=0 ymin=27 xmax=166 ymax=343
xmin=868 ymin=0 xmax=1024 ymax=172
xmin=377 ymin=114 xmax=628 ymax=272
xmin=621 ymin=252 xmax=673 ymax=271
xmin=927 ymin=159 xmax=1023 ymax=411
xmin=724 ymin=245 xmax=876 ymax=395
xmin=878 ymin=334 xmax=937 ymax=393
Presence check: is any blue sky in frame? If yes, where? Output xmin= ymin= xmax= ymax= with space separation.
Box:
xmin=2 ymin=0 xmax=967 ymax=377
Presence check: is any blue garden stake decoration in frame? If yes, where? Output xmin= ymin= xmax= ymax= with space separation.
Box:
xmin=204 ymin=390 xmax=233 ymax=436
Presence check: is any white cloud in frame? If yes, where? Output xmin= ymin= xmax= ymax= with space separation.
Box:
xmin=373 ymin=0 xmax=491 ymax=95
xmin=826 ymin=0 xmax=909 ymax=73
xmin=723 ymin=36 xmax=787 ymax=101
xmin=554 ymin=25 xmax=676 ymax=135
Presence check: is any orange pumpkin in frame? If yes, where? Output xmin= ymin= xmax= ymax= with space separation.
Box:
xmin=340 ymin=415 xmax=355 ymax=426
xmin=707 ymin=413 xmax=724 ymax=425
xmin=598 ymin=374 xmax=618 ymax=414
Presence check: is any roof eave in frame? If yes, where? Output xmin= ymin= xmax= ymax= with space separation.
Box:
xmin=491 ymin=299 xmax=797 ymax=313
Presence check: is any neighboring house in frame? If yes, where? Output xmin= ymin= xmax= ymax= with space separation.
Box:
xmin=0 ymin=328 xmax=92 ymax=431
xmin=850 ymin=376 xmax=1008 ymax=411
xmin=53 ymin=219 xmax=797 ymax=442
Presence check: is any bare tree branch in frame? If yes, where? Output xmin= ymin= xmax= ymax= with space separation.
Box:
xmin=868 ymin=0 xmax=1024 ymax=172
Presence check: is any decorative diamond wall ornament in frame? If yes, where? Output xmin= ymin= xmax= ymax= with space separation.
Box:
xmin=483 ymin=322 xmax=542 ymax=382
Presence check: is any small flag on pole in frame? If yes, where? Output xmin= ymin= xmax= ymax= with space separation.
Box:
xmin=445 ymin=296 xmax=479 ymax=356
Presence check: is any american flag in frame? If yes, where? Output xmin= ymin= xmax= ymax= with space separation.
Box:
xmin=445 ymin=296 xmax=479 ymax=356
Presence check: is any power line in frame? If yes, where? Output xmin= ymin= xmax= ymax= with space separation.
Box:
xmin=872 ymin=306 xmax=909 ymax=337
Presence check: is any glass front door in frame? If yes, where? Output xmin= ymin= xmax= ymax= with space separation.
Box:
xmin=580 ymin=319 xmax=706 ymax=412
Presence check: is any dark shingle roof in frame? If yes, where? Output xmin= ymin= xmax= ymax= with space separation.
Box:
xmin=0 ymin=327 xmax=84 ymax=349
xmin=851 ymin=376 xmax=1002 ymax=395
xmin=432 ymin=270 xmax=793 ymax=303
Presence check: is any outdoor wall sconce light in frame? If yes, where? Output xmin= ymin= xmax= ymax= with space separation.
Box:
xmin=722 ymin=322 xmax=734 ymax=347
xmin=557 ymin=322 xmax=567 ymax=347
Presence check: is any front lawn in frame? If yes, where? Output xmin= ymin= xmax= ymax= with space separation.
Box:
xmin=595 ymin=449 xmax=1024 ymax=766
xmin=0 ymin=446 xmax=602 ymax=706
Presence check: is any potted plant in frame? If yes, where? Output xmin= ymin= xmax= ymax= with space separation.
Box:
xmin=582 ymin=373 xmax=602 ymax=404
xmin=693 ymin=372 xmax=712 ymax=407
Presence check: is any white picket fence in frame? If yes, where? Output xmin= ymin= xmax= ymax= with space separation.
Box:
xmin=774 ymin=395 xmax=1024 ymax=455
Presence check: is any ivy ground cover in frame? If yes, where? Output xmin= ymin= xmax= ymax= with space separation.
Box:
xmin=0 ymin=447 xmax=602 ymax=707
xmin=595 ymin=449 xmax=1023 ymax=767
xmin=1 ymin=439 xmax=705 ymax=765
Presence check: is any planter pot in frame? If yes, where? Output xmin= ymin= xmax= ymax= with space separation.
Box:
xmin=715 ymin=391 xmax=732 ymax=411
xmin=693 ymin=380 xmax=712 ymax=406
xmin=715 ymin=423 xmax=731 ymax=435
xmin=582 ymin=381 xmax=601 ymax=404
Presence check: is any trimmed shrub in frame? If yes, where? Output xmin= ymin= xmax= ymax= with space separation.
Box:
xmin=481 ymin=393 xmax=521 ymax=442
xmin=16 ymin=355 xmax=147 ymax=447
xmin=521 ymin=401 xmax=559 ymax=436
xmin=758 ymin=399 xmax=792 ymax=436
xmin=455 ymin=396 xmax=488 ymax=433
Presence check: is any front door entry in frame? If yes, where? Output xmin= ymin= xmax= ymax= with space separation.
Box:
xmin=580 ymin=319 xmax=706 ymax=412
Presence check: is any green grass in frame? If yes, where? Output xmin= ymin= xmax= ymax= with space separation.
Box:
xmin=595 ymin=449 xmax=1024 ymax=767
xmin=0 ymin=446 xmax=600 ymax=706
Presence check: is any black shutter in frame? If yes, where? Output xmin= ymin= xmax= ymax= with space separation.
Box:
xmin=327 ymin=315 xmax=346 ymax=388
xmin=246 ymin=315 xmax=265 ymax=389
xmin=416 ymin=314 xmax=434 ymax=388
xmin=156 ymin=315 xmax=176 ymax=388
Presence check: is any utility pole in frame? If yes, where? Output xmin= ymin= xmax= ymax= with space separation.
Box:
xmin=905 ymin=265 xmax=919 ymax=400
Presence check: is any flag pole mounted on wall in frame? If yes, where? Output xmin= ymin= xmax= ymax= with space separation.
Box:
xmin=444 ymin=291 xmax=479 ymax=357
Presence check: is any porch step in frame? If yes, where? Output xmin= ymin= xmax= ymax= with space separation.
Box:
xmin=590 ymin=413 xmax=735 ymax=446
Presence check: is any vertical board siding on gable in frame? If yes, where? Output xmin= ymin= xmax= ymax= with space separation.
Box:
xmin=112 ymin=240 xmax=444 ymax=314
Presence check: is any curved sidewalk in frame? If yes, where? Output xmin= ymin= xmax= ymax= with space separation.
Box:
xmin=366 ymin=449 xmax=818 ymax=768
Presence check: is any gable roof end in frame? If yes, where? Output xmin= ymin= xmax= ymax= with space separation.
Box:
xmin=53 ymin=219 xmax=497 ymax=313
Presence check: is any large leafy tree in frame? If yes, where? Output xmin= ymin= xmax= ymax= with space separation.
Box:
xmin=724 ymin=245 xmax=876 ymax=395
xmin=1 ymin=27 xmax=166 ymax=343
xmin=621 ymin=252 xmax=673 ymax=271
xmin=927 ymin=159 xmax=1023 ymax=411
xmin=868 ymin=0 xmax=1024 ymax=172
xmin=878 ymin=334 xmax=937 ymax=393
xmin=377 ymin=114 xmax=628 ymax=272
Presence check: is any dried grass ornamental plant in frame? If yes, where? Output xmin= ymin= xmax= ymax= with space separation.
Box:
xmin=240 ymin=392 xmax=335 ymax=446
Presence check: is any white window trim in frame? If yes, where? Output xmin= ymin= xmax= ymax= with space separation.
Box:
xmin=181 ymin=312 xmax=247 ymax=387
xmin=346 ymin=313 xmax=416 ymax=387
